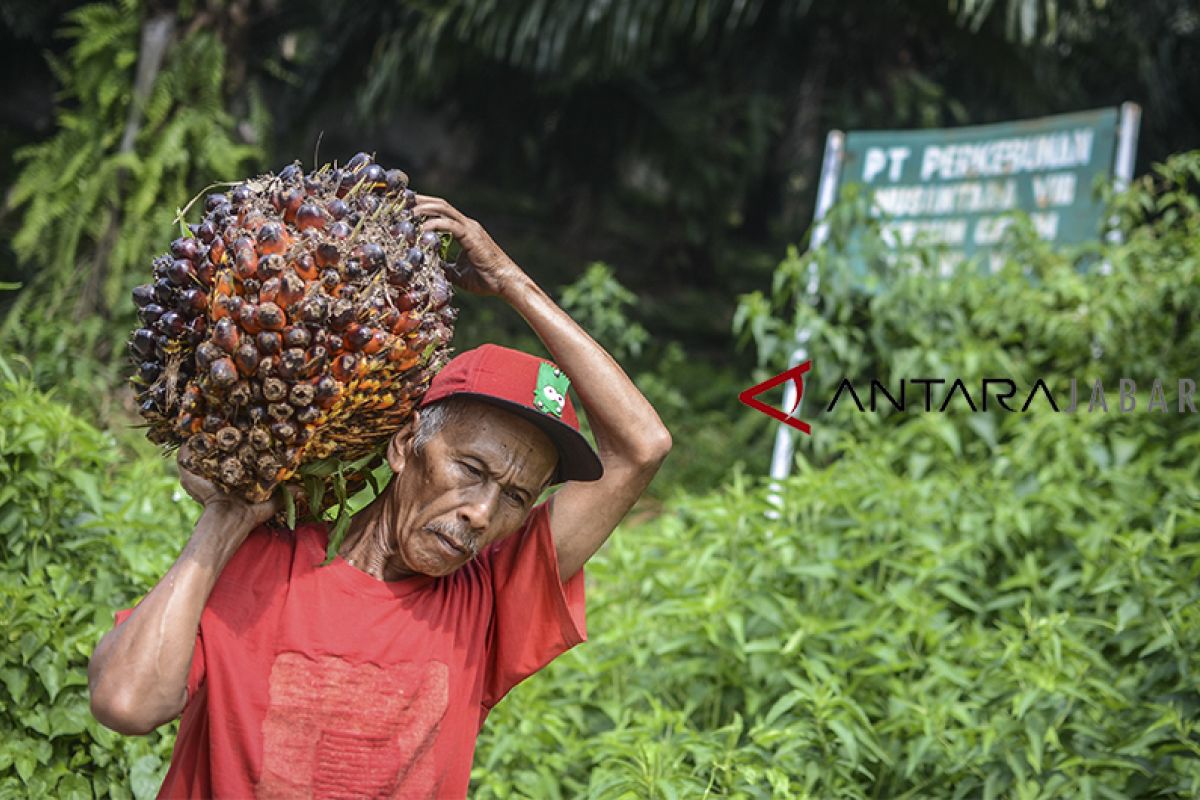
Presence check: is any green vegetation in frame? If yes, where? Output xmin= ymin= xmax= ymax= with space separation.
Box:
xmin=2 ymin=0 xmax=1198 ymax=795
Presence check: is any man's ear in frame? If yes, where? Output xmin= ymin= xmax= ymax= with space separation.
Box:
xmin=387 ymin=410 xmax=421 ymax=473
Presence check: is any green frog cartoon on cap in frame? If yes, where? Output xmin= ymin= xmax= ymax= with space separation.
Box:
xmin=533 ymin=362 xmax=570 ymax=418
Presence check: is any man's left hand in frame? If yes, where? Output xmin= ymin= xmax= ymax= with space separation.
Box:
xmin=411 ymin=195 xmax=525 ymax=297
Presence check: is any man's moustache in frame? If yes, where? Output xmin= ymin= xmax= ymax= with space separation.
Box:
xmin=425 ymin=521 xmax=480 ymax=557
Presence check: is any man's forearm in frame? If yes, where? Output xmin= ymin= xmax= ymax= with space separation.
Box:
xmin=88 ymin=505 xmax=255 ymax=734
xmin=499 ymin=272 xmax=671 ymax=464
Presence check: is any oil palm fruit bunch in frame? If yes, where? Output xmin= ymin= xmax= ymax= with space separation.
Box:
xmin=129 ymin=152 xmax=457 ymax=511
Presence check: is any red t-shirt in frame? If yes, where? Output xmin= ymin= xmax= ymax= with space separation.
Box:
xmin=112 ymin=499 xmax=586 ymax=798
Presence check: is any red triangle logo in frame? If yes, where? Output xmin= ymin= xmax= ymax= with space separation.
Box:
xmin=739 ymin=361 xmax=812 ymax=435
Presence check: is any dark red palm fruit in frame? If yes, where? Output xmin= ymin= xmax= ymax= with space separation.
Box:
xmin=395 ymin=287 xmax=425 ymax=311
xmin=183 ymin=316 xmax=207 ymax=347
xmin=256 ymin=453 xmax=282 ymax=479
xmin=283 ymin=326 xmax=311 ymax=349
xmin=152 ymin=279 xmax=174 ymax=305
xmin=346 ymin=152 xmax=371 ymax=171
xmin=262 ymin=378 xmax=288 ymax=403
xmin=238 ymin=302 xmax=262 ymax=335
xmin=205 ymin=235 xmax=224 ymax=266
xmin=241 ymin=278 xmax=262 ymax=300
xmin=358 ymin=195 xmax=381 ymax=215
xmin=405 ymin=247 xmax=425 ymax=268
xmin=278 ymin=348 xmax=306 ymax=380
xmin=219 ymin=457 xmax=245 ymax=487
xmin=328 ymin=221 xmax=352 ymax=240
xmin=281 ymin=188 xmax=304 ymax=224
xmin=258 ymin=277 xmax=280 ymax=304
xmin=216 ymin=427 xmax=242 ymax=451
xmin=268 ymin=402 xmax=294 ymax=420
xmin=249 ymin=426 xmax=272 ymax=451
xmin=256 ymin=356 xmax=278 ymax=379
xmin=314 ymin=376 xmax=339 ymax=409
xmin=197 ymin=221 xmax=217 ymax=243
xmin=326 ymin=199 xmax=348 ymax=220
xmin=232 ymin=235 xmax=255 ymax=257
xmin=170 ymin=237 xmax=200 ymax=261
xmin=362 ymin=329 xmax=388 ymax=355
xmin=362 ymin=164 xmax=386 ymax=189
xmin=296 ymin=203 xmax=326 ymax=232
xmin=390 ymin=311 xmax=420 ymax=335
xmin=130 ymin=329 xmax=157 ymax=358
xmin=229 ymin=381 xmax=253 ymax=407
xmin=132 ymin=284 xmax=156 ymax=308
xmin=231 ymin=185 xmax=253 ymax=205
xmin=234 ymin=342 xmax=259 ymax=375
xmin=418 ymin=231 xmax=440 ymax=250
xmin=234 ymin=248 xmax=258 ymax=280
xmin=212 ymin=317 xmax=240 ymax=353
xmin=257 ymin=223 xmax=291 ymax=256
xmin=328 ymin=299 xmax=354 ymax=331
xmin=258 ymin=254 xmax=285 ymax=280
xmin=138 ymin=361 xmax=162 ymax=383
xmin=188 ymin=431 xmax=216 ymax=457
xmin=180 ymin=385 xmax=204 ymax=414
xmin=210 ymin=357 xmax=239 ymax=388
xmin=138 ymin=303 xmax=165 ymax=325
xmin=159 ymin=311 xmax=186 ymax=338
xmin=166 ymin=259 xmax=194 ymax=286
xmin=181 ymin=288 xmax=208 ymax=311
xmin=289 ymin=383 xmax=316 ymax=407
xmin=315 ymin=243 xmax=340 ymax=268
xmin=385 ymin=169 xmax=408 ymax=193
xmin=194 ymin=262 xmax=215 ymax=287
xmin=292 ymin=253 xmax=319 ymax=282
xmin=205 ymin=193 xmax=230 ymax=213
xmin=331 ymin=353 xmax=358 ymax=382
xmin=344 ymin=260 xmax=366 ymax=282
xmin=343 ymin=323 xmax=368 ymax=351
xmin=239 ymin=209 xmax=267 ymax=232
xmin=269 ymin=421 xmax=298 ymax=444
xmin=256 ymin=302 xmax=286 ymax=332
xmin=195 ymin=341 xmax=222 ymax=370
xmin=255 ymin=331 xmax=282 ymax=356
xmin=306 ymin=344 xmax=329 ymax=373
xmin=278 ymin=163 xmax=302 ymax=183
xmin=299 ymin=294 xmax=329 ymax=325
xmin=325 ymin=333 xmax=344 ymax=353
xmin=277 ymin=269 xmax=306 ymax=308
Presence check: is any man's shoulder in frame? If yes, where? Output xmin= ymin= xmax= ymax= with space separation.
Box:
xmin=221 ymin=520 xmax=327 ymax=580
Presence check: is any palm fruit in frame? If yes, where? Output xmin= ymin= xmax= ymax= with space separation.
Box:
xmin=128 ymin=152 xmax=457 ymax=509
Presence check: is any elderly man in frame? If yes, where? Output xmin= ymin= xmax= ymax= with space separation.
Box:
xmin=88 ymin=196 xmax=672 ymax=797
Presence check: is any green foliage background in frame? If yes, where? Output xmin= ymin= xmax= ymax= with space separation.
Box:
xmin=1 ymin=0 xmax=1198 ymax=796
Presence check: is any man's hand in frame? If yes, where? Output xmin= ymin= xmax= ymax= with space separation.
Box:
xmin=177 ymin=446 xmax=281 ymax=530
xmin=412 ymin=195 xmax=525 ymax=297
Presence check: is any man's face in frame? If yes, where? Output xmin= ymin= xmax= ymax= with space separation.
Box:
xmin=387 ymin=401 xmax=558 ymax=577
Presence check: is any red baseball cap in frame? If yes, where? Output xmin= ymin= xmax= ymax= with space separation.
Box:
xmin=419 ymin=344 xmax=604 ymax=483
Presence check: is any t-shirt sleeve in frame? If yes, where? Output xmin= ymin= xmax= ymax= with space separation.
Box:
xmin=481 ymin=497 xmax=587 ymax=709
xmin=111 ymin=606 xmax=206 ymax=702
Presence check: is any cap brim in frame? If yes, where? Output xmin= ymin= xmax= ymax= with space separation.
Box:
xmin=438 ymin=392 xmax=604 ymax=484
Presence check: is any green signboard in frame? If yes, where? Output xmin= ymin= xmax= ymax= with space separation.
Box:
xmin=830 ymin=106 xmax=1137 ymax=275
xmin=768 ymin=105 xmax=1140 ymax=484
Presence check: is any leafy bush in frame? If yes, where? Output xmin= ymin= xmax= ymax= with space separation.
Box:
xmin=0 ymin=356 xmax=187 ymax=799
xmin=470 ymin=154 xmax=1200 ymax=797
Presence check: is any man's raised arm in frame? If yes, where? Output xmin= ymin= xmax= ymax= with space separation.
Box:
xmin=88 ymin=460 xmax=277 ymax=734
xmin=415 ymin=196 xmax=672 ymax=579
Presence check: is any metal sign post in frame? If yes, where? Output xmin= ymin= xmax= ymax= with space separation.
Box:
xmin=768 ymin=131 xmax=845 ymax=495
xmin=764 ymin=106 xmax=1141 ymax=489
